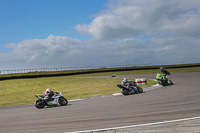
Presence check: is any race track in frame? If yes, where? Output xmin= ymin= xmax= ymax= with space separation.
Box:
xmin=0 ymin=72 xmax=200 ymax=133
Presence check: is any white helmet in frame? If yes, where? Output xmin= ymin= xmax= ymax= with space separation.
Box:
xmin=123 ymin=78 xmax=128 ymax=82
xmin=46 ymin=88 xmax=51 ymax=94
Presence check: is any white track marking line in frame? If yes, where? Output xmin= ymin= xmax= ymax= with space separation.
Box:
xmin=144 ymin=84 xmax=162 ymax=91
xmin=69 ymin=99 xmax=83 ymax=102
xmin=64 ymin=116 xmax=200 ymax=133
xmin=112 ymin=93 xmax=122 ymax=96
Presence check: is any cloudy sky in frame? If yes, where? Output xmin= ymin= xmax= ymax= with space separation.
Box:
xmin=0 ymin=0 xmax=200 ymax=70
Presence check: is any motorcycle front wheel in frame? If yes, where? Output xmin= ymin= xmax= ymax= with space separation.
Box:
xmin=169 ymin=80 xmax=173 ymax=85
xmin=34 ymin=100 xmax=45 ymax=109
xmin=59 ymin=97 xmax=68 ymax=106
xmin=137 ymin=86 xmax=143 ymax=93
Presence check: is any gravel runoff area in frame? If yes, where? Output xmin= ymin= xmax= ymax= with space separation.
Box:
xmin=90 ymin=117 xmax=200 ymax=133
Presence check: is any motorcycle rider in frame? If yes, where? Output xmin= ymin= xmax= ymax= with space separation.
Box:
xmin=121 ymin=78 xmax=138 ymax=93
xmin=43 ymin=88 xmax=57 ymax=103
xmin=160 ymin=67 xmax=170 ymax=75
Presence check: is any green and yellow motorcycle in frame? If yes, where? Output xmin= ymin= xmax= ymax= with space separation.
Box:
xmin=156 ymin=73 xmax=173 ymax=86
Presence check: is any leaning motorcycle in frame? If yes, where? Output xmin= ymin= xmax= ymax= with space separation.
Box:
xmin=156 ymin=74 xmax=173 ymax=86
xmin=34 ymin=92 xmax=68 ymax=109
xmin=117 ymin=81 xmax=143 ymax=95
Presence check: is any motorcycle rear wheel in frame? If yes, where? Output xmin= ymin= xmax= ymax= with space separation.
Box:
xmin=34 ymin=100 xmax=45 ymax=109
xmin=121 ymin=90 xmax=130 ymax=95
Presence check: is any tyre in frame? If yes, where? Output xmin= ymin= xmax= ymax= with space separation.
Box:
xmin=34 ymin=100 xmax=45 ymax=109
xmin=59 ymin=97 xmax=68 ymax=106
xmin=169 ymin=80 xmax=173 ymax=85
xmin=137 ymin=86 xmax=143 ymax=93
xmin=161 ymin=80 xmax=168 ymax=86
xmin=121 ymin=90 xmax=130 ymax=95
xmin=161 ymin=82 xmax=167 ymax=86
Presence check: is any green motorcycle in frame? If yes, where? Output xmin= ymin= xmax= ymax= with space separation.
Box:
xmin=34 ymin=92 xmax=68 ymax=109
xmin=156 ymin=73 xmax=173 ymax=86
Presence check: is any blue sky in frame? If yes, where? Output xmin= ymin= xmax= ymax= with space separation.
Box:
xmin=0 ymin=0 xmax=200 ymax=70
xmin=0 ymin=0 xmax=107 ymax=50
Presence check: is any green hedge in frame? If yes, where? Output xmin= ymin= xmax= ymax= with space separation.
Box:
xmin=0 ymin=63 xmax=200 ymax=80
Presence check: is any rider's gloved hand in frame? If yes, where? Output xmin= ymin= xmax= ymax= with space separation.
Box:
xmin=44 ymin=96 xmax=49 ymax=101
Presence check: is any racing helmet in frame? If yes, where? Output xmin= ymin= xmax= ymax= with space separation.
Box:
xmin=46 ymin=88 xmax=51 ymax=94
xmin=123 ymin=78 xmax=128 ymax=82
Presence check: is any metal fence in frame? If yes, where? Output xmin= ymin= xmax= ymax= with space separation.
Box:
xmin=0 ymin=64 xmax=152 ymax=75
xmin=0 ymin=62 xmax=199 ymax=75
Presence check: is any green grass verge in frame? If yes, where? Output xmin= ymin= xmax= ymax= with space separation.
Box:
xmin=0 ymin=66 xmax=199 ymax=107
xmin=0 ymin=74 xmax=156 ymax=107
xmin=1 ymin=63 xmax=200 ymax=79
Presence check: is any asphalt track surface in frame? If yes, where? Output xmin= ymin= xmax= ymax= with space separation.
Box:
xmin=0 ymin=72 xmax=200 ymax=133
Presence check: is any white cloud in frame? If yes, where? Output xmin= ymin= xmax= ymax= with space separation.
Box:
xmin=0 ymin=0 xmax=200 ymax=70
xmin=75 ymin=0 xmax=200 ymax=40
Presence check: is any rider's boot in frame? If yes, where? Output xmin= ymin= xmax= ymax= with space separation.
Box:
xmin=133 ymin=87 xmax=138 ymax=93
xmin=129 ymin=89 xmax=134 ymax=94
xmin=54 ymin=99 xmax=59 ymax=104
xmin=51 ymin=99 xmax=58 ymax=104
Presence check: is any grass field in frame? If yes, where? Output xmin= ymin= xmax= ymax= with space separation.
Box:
xmin=0 ymin=66 xmax=199 ymax=107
